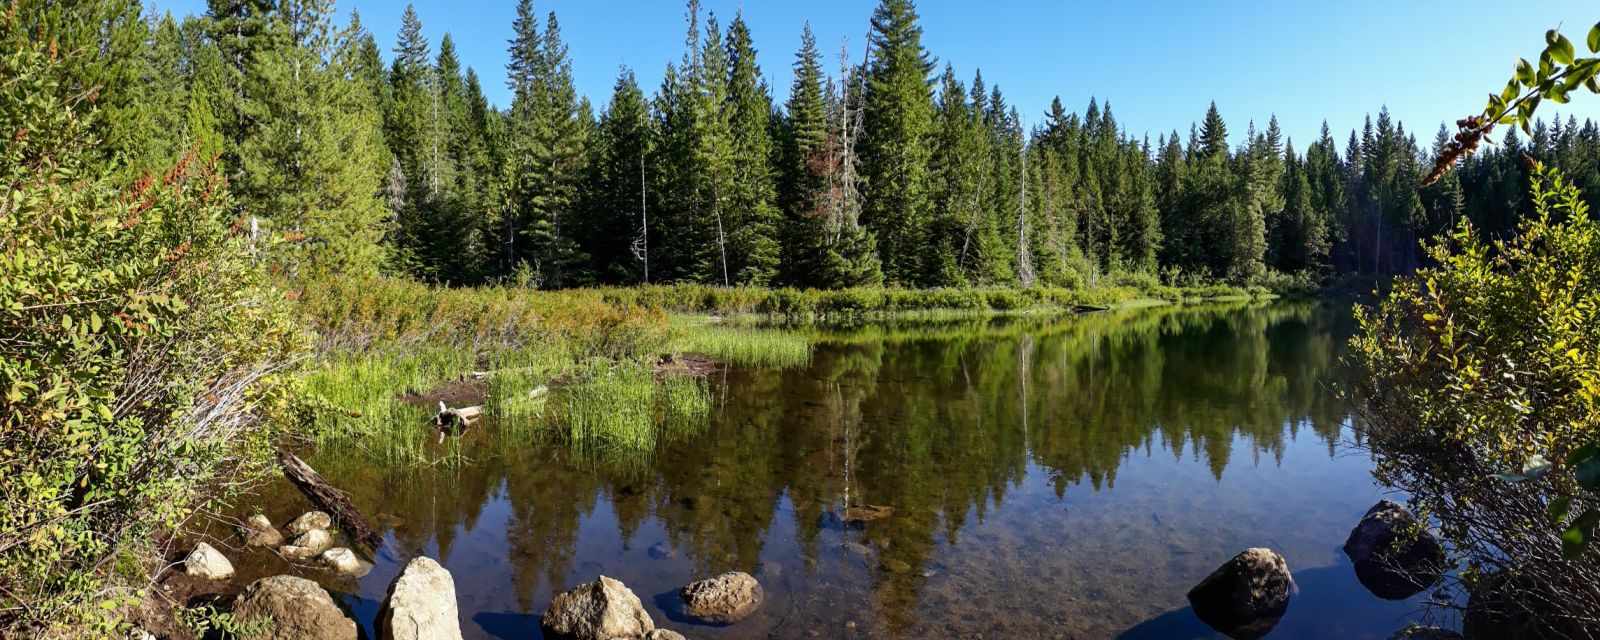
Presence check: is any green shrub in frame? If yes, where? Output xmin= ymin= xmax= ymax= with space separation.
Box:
xmin=1351 ymin=163 xmax=1600 ymax=631
xmin=0 ymin=27 xmax=301 ymax=636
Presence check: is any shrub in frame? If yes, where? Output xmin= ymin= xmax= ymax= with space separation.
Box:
xmin=0 ymin=27 xmax=301 ymax=636
xmin=1351 ymin=163 xmax=1600 ymax=632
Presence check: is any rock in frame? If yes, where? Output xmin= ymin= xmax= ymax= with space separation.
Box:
xmin=232 ymin=575 xmax=357 ymax=640
xmin=542 ymin=575 xmax=655 ymax=640
xmin=647 ymin=542 xmax=676 ymax=560
xmin=182 ymin=542 xmax=235 ymax=581
xmin=881 ymin=558 xmax=911 ymax=574
xmin=290 ymin=528 xmax=334 ymax=555
xmin=822 ymin=504 xmax=894 ymax=530
xmin=279 ymin=545 xmax=316 ymax=561
xmin=241 ymin=514 xmax=284 ymax=548
xmin=1343 ymin=500 xmax=1447 ymax=600
xmin=840 ymin=541 xmax=874 ymax=558
xmin=286 ymin=511 xmax=332 ymax=535
xmin=380 ymin=556 xmax=462 ymax=640
xmin=1186 ymin=548 xmax=1293 ymax=640
xmin=644 ymin=631 xmax=686 ymax=640
xmin=319 ymin=548 xmax=372 ymax=578
xmin=1388 ymin=624 xmax=1463 ymax=640
xmin=679 ymin=571 xmax=763 ymax=625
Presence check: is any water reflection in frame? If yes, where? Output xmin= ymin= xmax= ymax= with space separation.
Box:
xmin=229 ymin=301 xmax=1426 ymax=639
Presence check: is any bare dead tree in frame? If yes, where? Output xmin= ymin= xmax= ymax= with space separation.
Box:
xmin=1017 ymin=145 xmax=1036 ymax=286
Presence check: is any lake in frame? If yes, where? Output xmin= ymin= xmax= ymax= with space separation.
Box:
xmin=223 ymin=301 xmax=1434 ymax=639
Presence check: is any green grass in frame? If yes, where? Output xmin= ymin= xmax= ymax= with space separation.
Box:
xmin=669 ymin=320 xmax=815 ymax=369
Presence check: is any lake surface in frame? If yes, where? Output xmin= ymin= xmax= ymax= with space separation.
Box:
xmin=226 ymin=301 xmax=1436 ymax=639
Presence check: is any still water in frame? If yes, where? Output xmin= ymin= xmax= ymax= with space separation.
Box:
xmin=231 ymin=301 xmax=1432 ymax=639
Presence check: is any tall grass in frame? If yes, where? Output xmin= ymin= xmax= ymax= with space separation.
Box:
xmin=669 ymin=321 xmax=814 ymax=369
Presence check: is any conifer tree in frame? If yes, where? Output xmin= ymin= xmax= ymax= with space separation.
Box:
xmin=860 ymin=0 xmax=936 ymax=285
xmin=724 ymin=14 xmax=782 ymax=285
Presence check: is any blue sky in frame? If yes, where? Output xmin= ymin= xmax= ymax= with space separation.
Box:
xmin=152 ymin=0 xmax=1600 ymax=151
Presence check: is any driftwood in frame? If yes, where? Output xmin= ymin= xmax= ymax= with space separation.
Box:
xmin=434 ymin=401 xmax=482 ymax=431
xmin=277 ymin=450 xmax=383 ymax=550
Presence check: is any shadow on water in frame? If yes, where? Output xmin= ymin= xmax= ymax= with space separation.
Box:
xmin=472 ymin=611 xmax=541 ymax=639
xmin=216 ymin=299 xmax=1441 ymax=639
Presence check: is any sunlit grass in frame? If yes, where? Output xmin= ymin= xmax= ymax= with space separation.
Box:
xmin=669 ymin=321 xmax=814 ymax=369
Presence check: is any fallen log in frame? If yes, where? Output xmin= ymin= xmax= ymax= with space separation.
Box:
xmin=434 ymin=401 xmax=483 ymax=432
xmin=276 ymin=450 xmax=383 ymax=551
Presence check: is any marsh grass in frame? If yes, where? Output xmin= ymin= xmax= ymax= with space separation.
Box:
xmin=670 ymin=321 xmax=814 ymax=369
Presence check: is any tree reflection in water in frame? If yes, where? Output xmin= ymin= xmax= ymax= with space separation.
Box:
xmin=227 ymin=301 xmax=1427 ymax=639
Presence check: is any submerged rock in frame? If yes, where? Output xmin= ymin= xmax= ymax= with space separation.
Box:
xmin=647 ymin=541 xmax=676 ymax=560
xmin=233 ymin=575 xmax=357 ymax=640
xmin=1343 ymin=500 xmax=1447 ymax=600
xmin=286 ymin=511 xmax=332 ymax=536
xmin=241 ymin=514 xmax=284 ymax=548
xmin=1389 ymin=624 xmax=1462 ymax=639
xmin=289 ymin=528 xmax=334 ymax=555
xmin=381 ymin=556 xmax=462 ymax=640
xmin=1186 ymin=548 xmax=1293 ymax=640
xmin=644 ymin=631 xmax=686 ymax=640
xmin=680 ymin=571 xmax=763 ymax=625
xmin=821 ymin=504 xmax=895 ymax=530
xmin=319 ymin=547 xmax=372 ymax=577
xmin=279 ymin=544 xmax=316 ymax=561
xmin=182 ymin=542 xmax=234 ymax=581
xmin=542 ymin=575 xmax=655 ymax=640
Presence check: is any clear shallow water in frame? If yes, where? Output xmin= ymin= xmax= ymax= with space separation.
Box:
xmin=225 ymin=301 xmax=1433 ymax=639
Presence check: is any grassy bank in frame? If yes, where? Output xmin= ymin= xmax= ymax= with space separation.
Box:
xmin=289 ymin=276 xmax=1280 ymax=465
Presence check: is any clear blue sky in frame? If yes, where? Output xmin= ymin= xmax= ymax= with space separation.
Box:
xmin=152 ymin=0 xmax=1600 ymax=151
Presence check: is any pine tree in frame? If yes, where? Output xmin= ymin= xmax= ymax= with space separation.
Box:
xmin=777 ymin=23 xmax=831 ymax=286
xmin=723 ymin=14 xmax=781 ymax=285
xmin=585 ymin=68 xmax=653 ymax=282
xmin=859 ymin=0 xmax=936 ymax=285
xmin=233 ymin=0 xmax=390 ymax=280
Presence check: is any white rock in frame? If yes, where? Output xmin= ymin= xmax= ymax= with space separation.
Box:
xmin=319 ymin=547 xmax=373 ymax=577
xmin=542 ymin=575 xmax=655 ymax=640
xmin=290 ymin=528 xmax=334 ymax=555
xmin=287 ymin=511 xmax=333 ymax=535
xmin=182 ymin=542 xmax=235 ymax=581
xmin=241 ymin=514 xmax=284 ymax=548
xmin=381 ymin=557 xmax=463 ymax=640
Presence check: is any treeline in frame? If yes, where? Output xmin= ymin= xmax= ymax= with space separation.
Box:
xmin=32 ymin=0 xmax=1600 ymax=289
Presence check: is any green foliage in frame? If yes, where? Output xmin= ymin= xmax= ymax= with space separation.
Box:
xmin=1352 ymin=162 xmax=1600 ymax=627
xmin=0 ymin=17 xmax=301 ymax=634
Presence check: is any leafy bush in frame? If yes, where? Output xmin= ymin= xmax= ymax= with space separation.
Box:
xmin=0 ymin=25 xmax=301 ymax=636
xmin=1351 ymin=163 xmax=1600 ymax=633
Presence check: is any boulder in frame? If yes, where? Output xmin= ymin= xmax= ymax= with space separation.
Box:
xmin=290 ymin=528 xmax=334 ymax=555
xmin=287 ymin=511 xmax=332 ymax=536
xmin=319 ymin=548 xmax=373 ymax=578
xmin=241 ymin=514 xmax=284 ymax=548
xmin=380 ymin=556 xmax=462 ymax=640
xmin=541 ymin=575 xmax=655 ymax=640
xmin=644 ymin=631 xmax=686 ymax=640
xmin=182 ymin=542 xmax=235 ymax=581
xmin=1389 ymin=624 xmax=1463 ymax=639
xmin=232 ymin=575 xmax=357 ymax=640
xmin=1186 ymin=548 xmax=1293 ymax=640
xmin=279 ymin=545 xmax=316 ymax=561
xmin=679 ymin=571 xmax=763 ymax=625
xmin=1343 ymin=500 xmax=1447 ymax=600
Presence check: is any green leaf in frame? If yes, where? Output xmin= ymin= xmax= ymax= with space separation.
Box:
xmin=1517 ymin=58 xmax=1537 ymax=86
xmin=1561 ymin=509 xmax=1600 ymax=558
xmin=1577 ymin=455 xmax=1600 ymax=491
xmin=1590 ymin=22 xmax=1600 ymax=53
xmin=1552 ymin=35 xmax=1577 ymax=65
xmin=1550 ymin=495 xmax=1573 ymax=523
xmin=1589 ymin=77 xmax=1600 ymax=94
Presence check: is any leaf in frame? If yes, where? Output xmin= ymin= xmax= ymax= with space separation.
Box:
xmin=1561 ymin=509 xmax=1600 ymax=558
xmin=1552 ymin=35 xmax=1577 ymax=65
xmin=1590 ymin=23 xmax=1600 ymax=53
xmin=1577 ymin=454 xmax=1600 ymax=491
xmin=1550 ymin=495 xmax=1573 ymax=523
xmin=1517 ymin=58 xmax=1537 ymax=86
xmin=1589 ymin=77 xmax=1600 ymax=94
